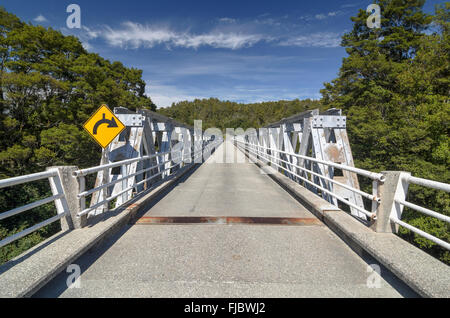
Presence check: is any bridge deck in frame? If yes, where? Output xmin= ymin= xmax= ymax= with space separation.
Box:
xmin=35 ymin=141 xmax=414 ymax=297
xmin=138 ymin=140 xmax=315 ymax=219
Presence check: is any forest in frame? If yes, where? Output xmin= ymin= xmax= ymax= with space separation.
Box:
xmin=0 ymin=0 xmax=448 ymax=265
xmin=0 ymin=7 xmax=155 ymax=263
xmin=158 ymin=98 xmax=324 ymax=131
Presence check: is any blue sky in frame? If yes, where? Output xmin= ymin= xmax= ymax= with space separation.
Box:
xmin=1 ymin=0 xmax=443 ymax=108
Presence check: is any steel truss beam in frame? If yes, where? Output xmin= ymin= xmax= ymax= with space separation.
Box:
xmin=242 ymin=108 xmax=366 ymax=220
xmin=88 ymin=107 xmax=209 ymax=217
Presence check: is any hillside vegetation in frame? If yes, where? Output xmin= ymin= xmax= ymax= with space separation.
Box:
xmin=158 ymin=98 xmax=324 ymax=131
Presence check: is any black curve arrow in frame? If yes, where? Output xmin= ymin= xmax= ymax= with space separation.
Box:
xmin=93 ymin=113 xmax=119 ymax=135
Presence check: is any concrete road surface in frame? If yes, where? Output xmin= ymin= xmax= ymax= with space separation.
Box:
xmin=35 ymin=141 xmax=416 ymax=297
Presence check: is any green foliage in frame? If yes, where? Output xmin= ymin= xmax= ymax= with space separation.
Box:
xmin=158 ymin=98 xmax=324 ymax=131
xmin=0 ymin=7 xmax=155 ymax=264
xmin=321 ymin=0 xmax=449 ymax=264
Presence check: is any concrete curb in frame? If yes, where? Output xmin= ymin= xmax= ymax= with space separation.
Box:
xmin=0 ymin=163 xmax=197 ymax=298
xmin=238 ymin=146 xmax=450 ymax=298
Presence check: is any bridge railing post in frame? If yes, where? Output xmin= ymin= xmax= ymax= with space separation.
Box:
xmin=371 ymin=171 xmax=410 ymax=233
xmin=47 ymin=166 xmax=87 ymax=230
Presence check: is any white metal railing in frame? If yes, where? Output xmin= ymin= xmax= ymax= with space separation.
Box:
xmin=390 ymin=173 xmax=450 ymax=250
xmin=0 ymin=139 xmax=221 ymax=249
xmin=0 ymin=169 xmax=70 ymax=248
xmin=235 ymin=139 xmax=450 ymax=251
xmin=73 ymin=140 xmax=221 ymax=217
xmin=235 ymin=140 xmax=382 ymax=219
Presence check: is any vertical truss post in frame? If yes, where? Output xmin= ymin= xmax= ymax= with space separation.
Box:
xmin=297 ymin=117 xmax=316 ymax=192
xmin=142 ymin=116 xmax=159 ymax=188
xmin=268 ymin=127 xmax=282 ymax=171
xmin=260 ymin=128 xmax=270 ymax=165
xmin=87 ymin=108 xmax=197 ymax=218
xmin=261 ymin=108 xmax=366 ymax=219
xmin=281 ymin=123 xmax=297 ymax=180
xmin=160 ymin=123 xmax=173 ymax=178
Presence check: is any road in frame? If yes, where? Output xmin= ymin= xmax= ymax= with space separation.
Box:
xmin=35 ymin=141 xmax=415 ymax=297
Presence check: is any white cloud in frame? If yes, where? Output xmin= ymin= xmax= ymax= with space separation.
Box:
xmin=341 ymin=3 xmax=359 ymax=8
xmin=174 ymin=32 xmax=263 ymax=50
xmin=315 ymin=14 xmax=327 ymax=20
xmin=314 ymin=11 xmax=342 ymax=20
xmin=75 ymin=16 xmax=345 ymax=51
xmin=147 ymin=84 xmax=207 ymax=108
xmin=146 ymin=83 xmax=290 ymax=108
xmin=279 ymin=32 xmax=342 ymax=48
xmin=138 ymin=53 xmax=317 ymax=86
xmin=148 ymin=83 xmax=322 ymax=108
xmin=33 ymin=15 xmax=48 ymax=23
xmin=81 ymin=41 xmax=92 ymax=51
xmin=82 ymin=26 xmax=100 ymax=39
xmin=254 ymin=17 xmax=282 ymax=26
xmin=101 ymin=22 xmax=264 ymax=50
xmin=218 ymin=17 xmax=236 ymax=23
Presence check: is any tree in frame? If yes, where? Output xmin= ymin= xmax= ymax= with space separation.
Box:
xmin=158 ymin=98 xmax=324 ymax=132
xmin=321 ymin=1 xmax=449 ymax=263
xmin=0 ymin=7 xmax=156 ymax=264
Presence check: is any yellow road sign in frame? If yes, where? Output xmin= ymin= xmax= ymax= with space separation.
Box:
xmin=83 ymin=104 xmax=125 ymax=148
